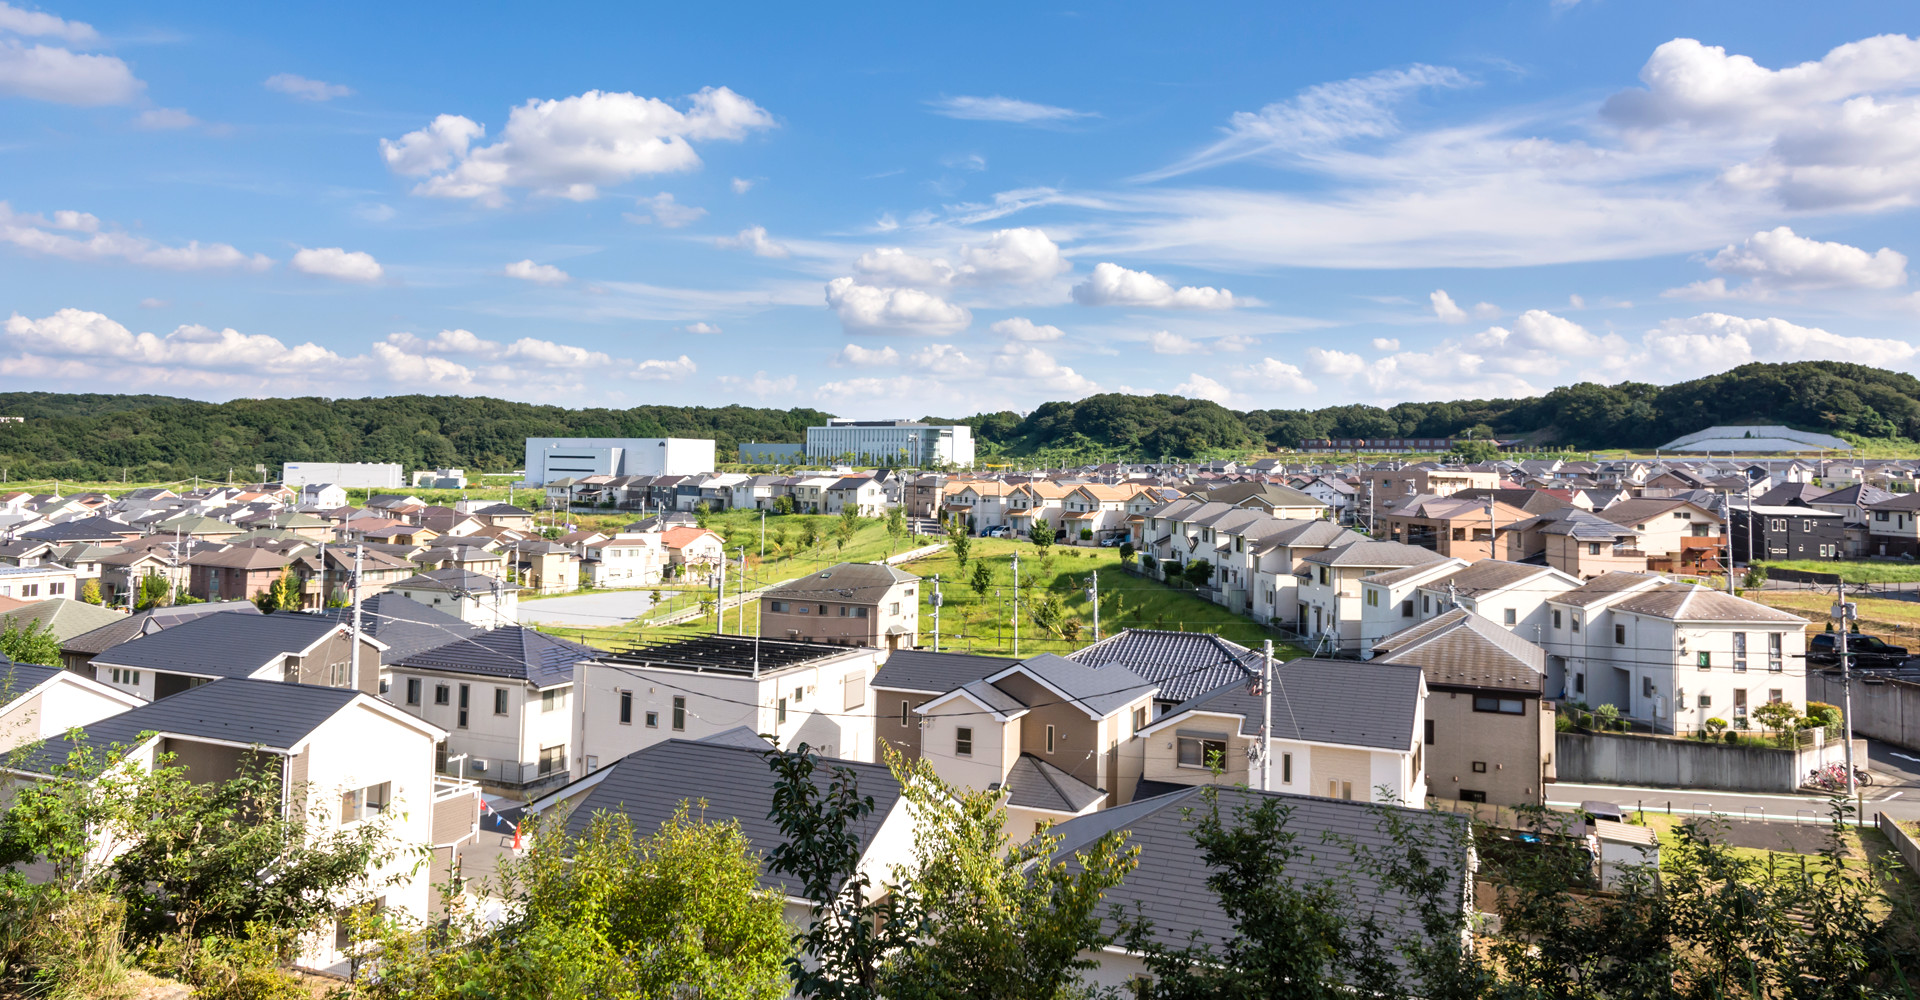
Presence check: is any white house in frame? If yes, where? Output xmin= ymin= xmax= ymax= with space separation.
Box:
xmin=389 ymin=568 xmax=520 ymax=628
xmin=300 ymin=483 xmax=349 ymax=508
xmin=1297 ymin=540 xmax=1450 ymax=655
xmin=0 ymin=661 xmax=146 ymax=751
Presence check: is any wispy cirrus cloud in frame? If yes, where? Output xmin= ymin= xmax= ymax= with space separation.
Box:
xmin=926 ymin=95 xmax=1096 ymax=124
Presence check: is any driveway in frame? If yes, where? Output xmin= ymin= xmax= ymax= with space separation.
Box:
xmin=516 ymin=589 xmax=668 ymax=627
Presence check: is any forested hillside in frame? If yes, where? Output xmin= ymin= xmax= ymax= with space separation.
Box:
xmin=1 ymin=361 xmax=1915 ymax=480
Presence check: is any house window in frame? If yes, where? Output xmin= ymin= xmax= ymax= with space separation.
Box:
xmin=1553 ymin=609 xmax=1562 ymax=629
xmin=1571 ymin=615 xmax=1581 ymax=633
xmin=405 ymin=678 xmax=421 ymax=705
xmin=1422 ymin=594 xmax=1431 ymax=614
xmin=1770 ymin=689 xmax=1783 ymax=703
xmin=777 ymin=697 xmax=788 ymax=724
xmin=542 ymin=689 xmax=560 ymax=713
xmin=1697 ymin=651 xmax=1712 ymax=671
xmin=855 ymin=607 xmax=870 ymax=618
xmin=1318 ymin=566 xmax=1329 ymax=585
xmin=1614 ymin=624 xmax=1626 ymax=645
xmin=1177 ymin=734 xmax=1227 ymax=769
xmin=1732 ymin=632 xmax=1747 ymax=673
xmin=1365 ymin=589 xmax=1379 ymax=608
xmin=1503 ymin=608 xmax=1517 ymax=626
xmin=1424 ymin=719 xmax=1435 ymax=744
xmin=1281 ymin=752 xmax=1293 ymax=784
xmin=1769 ymin=633 xmax=1783 ymax=672
xmin=339 ymin=781 xmax=390 ymax=823
xmin=110 ymin=668 xmax=142 ymax=686
xmin=770 ymin=600 xmax=789 ymax=613
xmin=900 ymin=699 xmax=911 ymax=728
xmin=457 ymin=684 xmax=470 ymax=729
xmin=1400 ymin=600 xmax=1414 ymax=618
xmin=1733 ymin=689 xmax=1748 ymax=717
xmin=618 ymin=691 xmax=632 ymax=724
xmin=1588 ymin=542 xmax=1602 ymax=556
xmin=956 ymin=727 xmax=974 ymax=757
xmin=1699 ymin=693 xmax=1711 ymax=708
xmin=1132 ymin=706 xmax=1146 ymax=733
xmin=434 ymin=684 xmax=449 ymax=706
xmin=1045 ymin=725 xmax=1056 ymax=753
xmin=496 ymin=688 xmax=510 ymax=716
xmin=537 ymin=744 xmax=565 ymax=776
xmin=1473 ymin=696 xmax=1525 ymax=715
xmin=672 ymin=696 xmax=686 ymax=731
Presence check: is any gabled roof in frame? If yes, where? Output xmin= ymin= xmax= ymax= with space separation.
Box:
xmin=1608 ymin=583 xmax=1806 ymax=624
xmin=1417 ymin=559 xmax=1571 ymax=599
xmin=0 ymin=598 xmax=126 ymax=643
xmin=1141 ymin=657 xmax=1422 ymax=751
xmin=1372 ymin=609 xmax=1545 ymax=693
xmin=1004 ymin=753 xmax=1105 ymax=814
xmin=11 ymin=680 xmax=365 ymax=775
xmin=313 ymin=593 xmax=479 ymax=663
xmin=872 ymin=649 xmax=1020 ymax=695
xmin=60 ymin=600 xmax=261 ymax=657
xmin=559 ymin=739 xmax=903 ymax=898
xmin=21 ymin=516 xmax=138 ymax=543
xmin=1302 ymin=540 xmax=1448 ymax=569
xmin=1047 ymin=786 xmax=1468 ymax=953
xmin=986 ymin=653 xmax=1152 ymax=719
xmin=391 ymin=625 xmax=595 ymax=688
xmin=1811 ymin=483 xmax=1894 ymax=508
xmin=766 ymin=562 xmax=917 ymax=601
xmin=1593 ymin=497 xmax=1718 ymax=527
xmin=187 ymin=547 xmax=290 ymax=570
xmin=1547 ymin=572 xmax=1669 ymax=608
xmin=90 ymin=612 xmax=353 ymax=678
xmin=1066 ymin=629 xmax=1259 ymax=704
xmin=390 ymin=567 xmax=506 ymax=594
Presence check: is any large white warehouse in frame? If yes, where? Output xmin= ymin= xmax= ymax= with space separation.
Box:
xmin=281 ymin=462 xmax=404 ymax=489
xmin=522 ymin=437 xmax=716 ymax=484
xmin=806 ymin=420 xmax=974 ymax=467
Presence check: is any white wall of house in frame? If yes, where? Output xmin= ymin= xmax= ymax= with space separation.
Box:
xmin=392 ymin=585 xmax=519 ymax=628
xmin=384 ymin=671 xmax=572 ymax=785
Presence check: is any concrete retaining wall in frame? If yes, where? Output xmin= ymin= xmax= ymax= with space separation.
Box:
xmin=1555 ymin=730 xmax=1861 ymax=793
xmin=1809 ymin=670 xmax=1920 ymax=750
xmin=1877 ymin=812 xmax=1920 ymax=878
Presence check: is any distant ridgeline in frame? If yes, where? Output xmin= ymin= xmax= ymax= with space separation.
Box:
xmin=0 ymin=361 xmax=1915 ymax=478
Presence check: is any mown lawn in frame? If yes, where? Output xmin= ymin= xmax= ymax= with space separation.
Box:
xmin=1757 ymin=559 xmax=1920 ymax=584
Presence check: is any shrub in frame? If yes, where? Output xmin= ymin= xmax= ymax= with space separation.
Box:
xmin=1724 ymin=730 xmax=1740 ymax=744
xmin=1805 ymin=701 xmax=1842 ymax=730
xmin=1140 ymin=555 xmax=1157 ymax=576
xmin=1704 ymin=717 xmax=1728 ymax=736
xmin=1079 ymin=528 xmax=1093 ymax=541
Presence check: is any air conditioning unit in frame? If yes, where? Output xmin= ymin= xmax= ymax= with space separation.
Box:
xmin=469 ymin=759 xmax=489 ymax=774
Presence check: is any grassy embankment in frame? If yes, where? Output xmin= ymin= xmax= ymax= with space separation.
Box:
xmin=1756 ymin=560 xmax=1920 ymax=585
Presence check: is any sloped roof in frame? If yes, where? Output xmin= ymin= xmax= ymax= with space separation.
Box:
xmin=21 ymin=516 xmax=138 ymax=543
xmin=1419 ymin=559 xmax=1565 ymax=598
xmin=90 ymin=612 xmax=348 ymax=677
xmin=1609 ymin=583 xmax=1805 ymax=624
xmin=390 ymin=567 xmax=505 ymax=594
xmin=1372 ymin=609 xmax=1545 ymax=693
xmin=1047 ymin=786 xmax=1468 ymax=954
xmin=313 ymin=593 xmax=479 ymax=663
xmin=560 ymin=739 xmax=902 ymax=898
xmin=766 ymin=562 xmax=918 ymax=601
xmin=1066 ymin=629 xmax=1259 ymax=704
xmin=1303 ymin=540 xmax=1449 ymax=569
xmin=1146 ymin=656 xmax=1422 ymax=751
xmin=1659 ymin=425 xmax=1850 ymax=452
xmin=187 ymin=547 xmax=290 ymax=570
xmin=990 ymin=653 xmax=1152 ymax=718
xmin=871 ymin=649 xmax=1020 ymax=695
xmin=12 ymin=680 xmax=362 ymax=775
xmin=1548 ymin=571 xmax=1668 ymax=608
xmin=60 ymin=600 xmax=261 ymax=657
xmin=391 ymin=625 xmax=596 ymax=688
xmin=0 ymin=598 xmax=125 ymax=643
xmin=1004 ymin=753 xmax=1105 ymax=813
xmin=1593 ymin=497 xmax=1716 ymax=527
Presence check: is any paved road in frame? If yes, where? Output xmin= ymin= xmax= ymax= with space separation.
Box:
xmin=1549 ymin=778 xmax=1920 ymax=826
xmin=516 ymin=589 xmax=668 ymax=627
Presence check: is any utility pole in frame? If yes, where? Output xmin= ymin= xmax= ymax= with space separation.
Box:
xmin=349 ymin=546 xmax=364 ymax=690
xmin=1086 ymin=570 xmax=1100 ymax=641
xmin=760 ymin=508 xmax=767 ymax=557
xmin=1012 ymin=552 xmax=1020 ymax=657
xmin=1836 ymin=581 xmax=1857 ymax=797
xmin=1723 ymin=490 xmax=1735 ymax=594
xmin=1262 ymin=639 xmax=1274 ymax=792
xmin=931 ymin=574 xmax=942 ymax=653
xmin=716 ymin=551 xmax=726 ymax=636
xmin=738 ymin=546 xmax=747 ymax=634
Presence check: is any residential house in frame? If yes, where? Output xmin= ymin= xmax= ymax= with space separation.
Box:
xmin=0 ymin=597 xmax=124 ymax=645
xmin=870 ymin=649 xmax=1022 ymax=760
xmin=1355 ymin=558 xmax=1473 ymax=654
xmin=1371 ymin=609 xmax=1554 ymax=805
xmin=902 ymin=472 xmax=949 ymax=518
xmin=760 ymin=562 xmax=920 ymax=649
xmin=89 ymin=612 xmax=385 ymax=701
xmin=4 ymin=679 xmax=463 ymax=970
xmin=570 ymin=635 xmax=883 ymax=776
xmin=388 ymin=568 xmax=520 ymax=627
xmin=1508 ymin=508 xmax=1648 ymax=580
xmin=58 ymin=600 xmax=261 ymax=675
xmin=314 ymin=593 xmax=479 ymax=669
xmin=1247 ymin=521 xmax=1368 ymax=627
xmin=576 ymin=531 xmax=667 ymax=588
xmin=1378 ymin=495 xmax=1531 ymax=561
xmin=0 ymin=660 xmax=146 ymax=752
xmin=1542 ymin=573 xmax=1807 ymax=731
xmin=186 ymin=546 xmax=291 ymax=602
xmin=1297 ymin=540 xmax=1449 ymax=654
xmin=1133 ymin=655 xmax=1426 ymax=804
xmin=1186 ymin=481 xmax=1330 ymax=519
xmin=1405 ymin=560 xmax=1584 ymax=643
xmin=1593 ymin=498 xmax=1727 ymax=573
xmin=1066 ymin=629 xmax=1261 ymax=717
xmin=300 ymin=483 xmax=349 ymax=508
xmin=660 ymin=526 xmax=726 ymax=582
xmin=506 ymin=539 xmax=580 ymax=594
xmin=0 ymin=563 xmax=79 ymax=601
xmin=1005 ymin=482 xmax=1073 ymax=538
xmin=825 ymin=475 xmax=888 ymax=517
xmin=1864 ymin=493 xmax=1920 ymax=558
xmin=385 ymin=626 xmax=597 ymax=792
xmin=1059 ymin=484 xmax=1140 ymax=544
xmin=1730 ymin=504 xmax=1847 ymax=562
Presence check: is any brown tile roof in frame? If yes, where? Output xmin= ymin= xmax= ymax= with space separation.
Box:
xmin=1372 ymin=609 xmax=1544 ymax=693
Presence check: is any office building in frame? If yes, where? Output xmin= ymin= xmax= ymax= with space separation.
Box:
xmin=805 ymin=420 xmax=974 ymax=467
xmin=522 ymin=437 xmax=716 ymax=485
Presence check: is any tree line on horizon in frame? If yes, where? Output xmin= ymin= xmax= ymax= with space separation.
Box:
xmin=0 ymin=361 xmax=1915 ymax=481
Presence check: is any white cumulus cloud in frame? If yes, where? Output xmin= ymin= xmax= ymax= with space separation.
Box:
xmin=837 ymin=343 xmax=900 ymax=366
xmin=825 ymin=277 xmax=971 ymax=335
xmin=629 ymin=192 xmax=706 ymax=227
xmin=851 ymin=228 xmax=1068 ymax=291
xmin=1665 ymin=226 xmax=1909 ymax=299
xmin=382 ymin=87 xmax=774 ymax=204
xmin=0 ymin=201 xmax=270 ymax=271
xmin=682 ymin=321 xmax=722 ymax=335
xmin=1175 ymin=373 xmax=1233 ymax=403
xmin=1638 ymin=312 xmax=1920 ymax=374
xmin=731 ymin=177 xmax=753 ymax=194
xmin=134 ymin=107 xmax=198 ymax=130
xmin=1071 ymin=262 xmax=1233 ymax=309
xmin=291 ymin=246 xmax=384 ymax=283
xmin=1371 ymin=337 xmax=1400 ymax=351
xmin=990 ymin=317 xmax=1063 ymax=341
xmin=715 ymin=225 xmax=789 ymax=258
xmin=503 ymin=259 xmax=569 ymax=285
xmin=264 ymin=72 xmax=352 ymax=101
xmin=0 ymin=2 xmax=96 ymax=42
xmin=1148 ymin=330 xmax=1202 ymax=355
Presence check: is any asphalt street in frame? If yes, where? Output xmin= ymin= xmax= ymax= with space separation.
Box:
xmin=1549 ymin=735 xmax=1920 ymax=826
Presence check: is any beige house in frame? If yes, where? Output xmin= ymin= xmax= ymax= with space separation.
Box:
xmin=1372 ymin=610 xmax=1554 ymax=806
xmin=761 ymin=562 xmax=920 ymax=649
xmin=1379 ymin=495 xmax=1531 ymax=562
xmin=1296 ymin=540 xmax=1449 ymax=654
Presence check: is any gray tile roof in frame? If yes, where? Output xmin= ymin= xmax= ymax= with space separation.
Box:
xmin=1304 ymin=540 xmax=1449 ymax=569
xmin=1608 ymin=583 xmax=1806 ymax=624
xmin=90 ymin=612 xmax=346 ymax=678
xmin=1067 ymin=629 xmax=1260 ymax=704
xmin=872 ymin=649 xmax=1020 ymax=695
xmin=391 ymin=626 xmax=595 ymax=688
xmin=993 ymin=653 xmax=1152 ymax=718
xmin=13 ymin=679 xmax=360 ymax=775
xmin=391 ymin=567 xmax=508 ymax=593
xmin=1004 ymin=753 xmax=1105 ymax=813
xmin=1 ymin=661 xmax=61 ymax=700
xmin=561 ymin=739 xmax=902 ymax=897
xmin=313 ymin=593 xmax=480 ymax=664
xmin=1047 ymin=786 xmax=1469 ymax=954
xmin=1548 ymin=572 xmax=1667 ymax=608
xmin=60 ymin=601 xmax=261 ymax=657
xmin=1372 ymin=609 xmax=1545 ymax=694
xmin=1419 ymin=559 xmax=1562 ymax=598
xmin=1148 ymin=657 xmax=1422 ymax=751
xmin=766 ymin=562 xmax=918 ymax=602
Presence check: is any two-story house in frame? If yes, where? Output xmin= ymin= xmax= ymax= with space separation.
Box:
xmin=1592 ymin=498 xmax=1726 ymax=574
xmin=1371 ymin=609 xmax=1553 ymax=806
xmin=760 ymin=562 xmax=920 ymax=649
xmin=89 ymin=611 xmax=386 ymax=701
xmin=389 ymin=567 xmax=520 ymax=627
xmin=0 ymin=659 xmax=147 ymax=752
xmin=1297 ymin=540 xmax=1449 ymax=655
xmin=1355 ymin=557 xmax=1472 ymax=654
xmin=1379 ymin=495 xmax=1531 ymax=561
xmin=1006 ymin=482 xmax=1073 ymax=538
xmin=1730 ymin=503 xmax=1847 ymax=562
xmin=576 ymin=531 xmax=668 ymax=588
xmin=1247 ymin=521 xmax=1368 ymax=626
xmin=1059 ymin=484 xmax=1140 ymax=545
xmin=1864 ymin=492 xmax=1920 ymax=557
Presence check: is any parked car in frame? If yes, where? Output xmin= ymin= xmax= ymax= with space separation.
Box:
xmin=981 ymin=525 xmax=1007 ymax=538
xmin=1808 ymin=631 xmax=1909 ymax=668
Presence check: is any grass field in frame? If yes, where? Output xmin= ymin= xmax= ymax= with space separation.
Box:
xmin=1757 ymin=559 xmax=1920 ymax=584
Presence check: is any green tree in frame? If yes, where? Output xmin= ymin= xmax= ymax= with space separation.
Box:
xmin=1118 ymin=541 xmax=1135 ymax=567
xmin=695 ymin=500 xmax=713 ymax=528
xmin=837 ymin=506 xmax=861 ymax=549
xmin=1183 ymin=558 xmax=1214 ymax=590
xmin=802 ymin=520 xmax=821 ymax=551
xmin=1445 ymin=439 xmax=1499 ymax=464
xmin=77 ymin=580 xmax=102 ymax=606
xmin=136 ymin=573 xmax=171 ymax=611
xmin=252 ymin=566 xmax=302 ymax=613
xmin=1752 ymin=699 xmax=1801 ymax=747
xmin=1028 ymin=521 xmax=1055 ymax=553
xmin=0 ymin=618 xmax=61 ymax=667
xmin=945 ymin=517 xmax=972 ymax=569
xmin=885 ymin=505 xmax=907 ymax=557
xmin=764 ymin=743 xmax=917 ymax=1000
xmin=879 ymin=753 xmax=1138 ymax=1000
xmin=969 ymin=560 xmax=993 ymax=601
xmin=774 ymin=494 xmax=797 ymax=516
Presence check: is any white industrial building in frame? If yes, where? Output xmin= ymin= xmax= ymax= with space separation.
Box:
xmin=522 ymin=437 xmax=716 ymax=485
xmin=806 ymin=420 xmax=974 ymax=467
xmin=281 ymin=461 xmax=404 ymax=489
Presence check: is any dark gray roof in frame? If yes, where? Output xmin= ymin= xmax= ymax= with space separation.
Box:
xmin=314 ymin=593 xmax=479 ymax=663
xmin=1372 ymin=609 xmax=1546 ymax=694
xmin=21 ymin=516 xmax=135 ymax=543
xmin=1067 ymin=629 xmax=1260 ymax=703
xmin=561 ymin=739 xmax=903 ymax=897
xmin=13 ymin=679 xmax=361 ymax=775
xmin=1 ymin=661 xmax=60 ymax=701
xmin=1004 ymin=752 xmax=1105 ymax=813
xmin=60 ymin=601 xmax=261 ymax=657
xmin=872 ymin=649 xmax=1020 ymax=695
xmin=1148 ymin=657 xmax=1422 ymax=751
xmin=767 ymin=562 xmax=918 ymax=601
xmin=391 ymin=567 xmax=507 ymax=593
xmin=697 ymin=726 xmax=777 ymax=750
xmin=1048 ymin=786 xmax=1469 ymax=954
xmin=992 ymin=653 xmax=1152 ymax=718
xmin=391 ymin=626 xmax=595 ymax=688
xmin=1304 ymin=540 xmax=1448 ymax=568
xmin=90 ymin=612 xmax=346 ymax=679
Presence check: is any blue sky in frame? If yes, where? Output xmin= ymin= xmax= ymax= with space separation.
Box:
xmin=3 ymin=1 xmax=1919 ymax=417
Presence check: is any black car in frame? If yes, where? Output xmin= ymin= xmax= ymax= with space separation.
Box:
xmin=1808 ymin=632 xmax=1909 ymax=668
